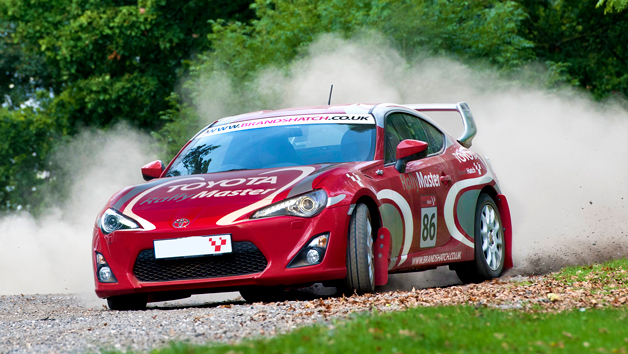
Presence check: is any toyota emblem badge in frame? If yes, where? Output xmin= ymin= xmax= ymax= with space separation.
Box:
xmin=173 ymin=218 xmax=190 ymax=228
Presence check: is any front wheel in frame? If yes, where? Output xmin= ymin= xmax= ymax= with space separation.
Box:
xmin=455 ymin=193 xmax=505 ymax=284
xmin=106 ymin=294 xmax=148 ymax=311
xmin=344 ymin=203 xmax=375 ymax=294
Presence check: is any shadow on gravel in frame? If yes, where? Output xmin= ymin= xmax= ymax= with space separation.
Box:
xmin=144 ymin=266 xmax=464 ymax=310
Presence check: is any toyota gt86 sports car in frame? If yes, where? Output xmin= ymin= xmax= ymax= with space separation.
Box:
xmin=93 ymin=102 xmax=513 ymax=310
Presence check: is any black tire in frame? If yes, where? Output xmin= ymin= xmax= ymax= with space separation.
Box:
xmin=344 ymin=203 xmax=375 ymax=294
xmin=239 ymin=286 xmax=284 ymax=303
xmin=106 ymin=294 xmax=148 ymax=311
xmin=455 ymin=193 xmax=505 ymax=284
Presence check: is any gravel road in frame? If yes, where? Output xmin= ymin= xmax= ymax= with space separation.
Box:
xmin=0 ymin=267 xmax=460 ymax=354
xmin=2 ymin=266 xmax=625 ymax=354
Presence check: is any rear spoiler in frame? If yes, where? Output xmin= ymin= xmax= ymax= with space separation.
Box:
xmin=404 ymin=102 xmax=477 ymax=148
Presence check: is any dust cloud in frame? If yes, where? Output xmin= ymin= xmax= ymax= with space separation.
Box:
xmin=2 ymin=34 xmax=627 ymax=298
xmin=0 ymin=125 xmax=160 ymax=298
xmin=253 ymin=34 xmax=628 ymax=278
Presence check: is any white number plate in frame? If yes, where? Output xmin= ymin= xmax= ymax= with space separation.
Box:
xmin=154 ymin=234 xmax=232 ymax=259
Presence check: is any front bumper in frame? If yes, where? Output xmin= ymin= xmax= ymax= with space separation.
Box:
xmin=92 ymin=205 xmax=350 ymax=298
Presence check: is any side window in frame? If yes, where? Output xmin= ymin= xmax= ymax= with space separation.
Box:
xmin=420 ymin=121 xmax=445 ymax=154
xmin=384 ymin=113 xmax=430 ymax=163
xmin=385 ymin=114 xmax=412 ymax=163
xmin=401 ymin=114 xmax=429 ymax=144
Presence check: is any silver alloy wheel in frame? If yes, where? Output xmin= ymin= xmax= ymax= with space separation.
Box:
xmin=366 ymin=217 xmax=375 ymax=286
xmin=480 ymin=204 xmax=503 ymax=271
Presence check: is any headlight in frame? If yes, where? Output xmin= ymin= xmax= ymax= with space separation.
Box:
xmin=251 ymin=190 xmax=327 ymax=219
xmin=99 ymin=208 xmax=140 ymax=234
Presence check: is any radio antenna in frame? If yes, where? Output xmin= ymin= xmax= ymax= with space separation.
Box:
xmin=327 ymin=85 xmax=334 ymax=105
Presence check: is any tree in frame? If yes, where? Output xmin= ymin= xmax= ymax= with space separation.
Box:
xmin=518 ymin=0 xmax=628 ymax=99
xmin=0 ymin=0 xmax=254 ymax=212
xmin=154 ymin=0 xmax=534 ymax=156
xmin=1 ymin=0 xmax=254 ymax=131
xmin=597 ymin=0 xmax=628 ymax=13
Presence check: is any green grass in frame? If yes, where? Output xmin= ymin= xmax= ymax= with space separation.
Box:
xmin=134 ymin=260 xmax=628 ymax=354
xmin=551 ymin=258 xmax=628 ymax=294
xmin=152 ymin=305 xmax=628 ymax=354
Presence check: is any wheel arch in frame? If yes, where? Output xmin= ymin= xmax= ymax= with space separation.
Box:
xmin=480 ymin=185 xmax=513 ymax=270
xmin=355 ymin=195 xmax=382 ymax=233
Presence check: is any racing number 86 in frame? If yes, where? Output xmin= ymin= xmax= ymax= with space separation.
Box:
xmin=422 ymin=213 xmax=436 ymax=241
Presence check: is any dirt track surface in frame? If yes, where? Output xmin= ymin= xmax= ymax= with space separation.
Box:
xmin=1 ymin=271 xmax=627 ymax=354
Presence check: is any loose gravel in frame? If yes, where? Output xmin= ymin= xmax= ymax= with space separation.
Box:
xmin=1 ymin=269 xmax=626 ymax=354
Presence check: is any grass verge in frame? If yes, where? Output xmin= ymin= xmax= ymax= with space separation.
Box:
xmin=141 ymin=259 xmax=628 ymax=354
xmin=551 ymin=258 xmax=628 ymax=292
xmin=154 ymin=305 xmax=628 ymax=354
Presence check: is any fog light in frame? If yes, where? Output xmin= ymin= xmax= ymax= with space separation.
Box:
xmin=306 ymin=249 xmax=320 ymax=264
xmin=98 ymin=266 xmax=113 ymax=282
xmin=287 ymin=233 xmax=330 ymax=268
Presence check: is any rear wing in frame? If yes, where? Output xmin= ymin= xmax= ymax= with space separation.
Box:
xmin=403 ymin=102 xmax=477 ymax=148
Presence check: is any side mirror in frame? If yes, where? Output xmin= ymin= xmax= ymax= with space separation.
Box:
xmin=141 ymin=160 xmax=164 ymax=181
xmin=395 ymin=140 xmax=428 ymax=173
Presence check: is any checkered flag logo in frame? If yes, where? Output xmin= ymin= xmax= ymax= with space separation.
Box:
xmin=209 ymin=237 xmax=228 ymax=252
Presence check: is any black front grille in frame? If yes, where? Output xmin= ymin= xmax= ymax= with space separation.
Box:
xmin=133 ymin=241 xmax=267 ymax=282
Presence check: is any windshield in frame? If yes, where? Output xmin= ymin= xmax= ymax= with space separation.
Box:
xmin=165 ymin=115 xmax=376 ymax=176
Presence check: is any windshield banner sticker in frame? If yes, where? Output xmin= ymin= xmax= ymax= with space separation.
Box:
xmin=202 ymin=114 xmax=376 ymax=137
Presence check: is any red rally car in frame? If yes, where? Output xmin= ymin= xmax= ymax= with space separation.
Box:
xmin=93 ymin=102 xmax=513 ymax=310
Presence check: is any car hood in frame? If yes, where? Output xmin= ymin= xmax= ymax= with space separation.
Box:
xmin=108 ymin=164 xmax=344 ymax=230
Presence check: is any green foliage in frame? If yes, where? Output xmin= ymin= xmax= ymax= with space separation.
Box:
xmin=0 ymin=0 xmax=254 ymax=211
xmin=0 ymin=18 xmax=53 ymax=110
xmin=140 ymin=305 xmax=628 ymax=354
xmin=203 ymin=0 xmax=533 ymax=82
xmin=2 ymin=0 xmax=628 ymax=212
xmin=150 ymin=92 xmax=201 ymax=159
xmin=378 ymin=0 xmax=535 ymax=68
xmin=158 ymin=0 xmax=536 ymax=156
xmin=597 ymin=0 xmax=628 ymax=13
xmin=1 ymin=0 xmax=254 ymax=131
xmin=519 ymin=0 xmax=628 ymax=100
xmin=0 ymin=107 xmax=59 ymax=212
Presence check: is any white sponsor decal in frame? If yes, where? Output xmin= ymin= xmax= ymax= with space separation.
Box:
xmin=347 ymin=173 xmax=364 ymax=187
xmin=165 ymin=176 xmax=277 ymax=193
xmin=202 ymin=114 xmax=375 ymax=137
xmin=122 ymin=177 xmax=205 ymax=231
xmin=443 ymin=156 xmax=495 ymax=249
xmin=138 ymin=188 xmax=277 ymax=204
xmin=416 ymin=172 xmax=440 ymax=188
xmin=473 ymin=162 xmax=483 ymax=174
xmin=216 ymin=166 xmax=317 ymax=226
xmin=400 ymin=173 xmax=419 ymax=193
xmin=452 ymin=148 xmax=480 ymax=163
xmin=411 ymin=251 xmax=462 ymax=266
xmin=376 ymin=189 xmax=413 ymax=267
xmin=458 ymin=163 xmax=483 ymax=176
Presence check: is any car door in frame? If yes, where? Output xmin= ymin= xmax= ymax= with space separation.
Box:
xmin=400 ymin=114 xmax=453 ymax=253
xmin=381 ymin=113 xmax=453 ymax=270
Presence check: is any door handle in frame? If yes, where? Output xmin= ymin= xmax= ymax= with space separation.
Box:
xmin=440 ymin=175 xmax=452 ymax=185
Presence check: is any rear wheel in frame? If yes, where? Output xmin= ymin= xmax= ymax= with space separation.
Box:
xmin=344 ymin=203 xmax=375 ymax=294
xmin=106 ymin=294 xmax=148 ymax=311
xmin=455 ymin=193 xmax=505 ymax=284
